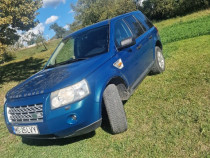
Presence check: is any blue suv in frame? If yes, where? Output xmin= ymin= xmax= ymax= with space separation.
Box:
xmin=4 ymin=11 xmax=165 ymax=139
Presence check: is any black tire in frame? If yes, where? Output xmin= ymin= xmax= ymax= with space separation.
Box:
xmin=103 ymin=84 xmax=127 ymax=134
xmin=150 ymin=46 xmax=165 ymax=75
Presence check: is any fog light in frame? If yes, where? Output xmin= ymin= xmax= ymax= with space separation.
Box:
xmin=71 ymin=115 xmax=77 ymax=120
xmin=67 ymin=114 xmax=77 ymax=124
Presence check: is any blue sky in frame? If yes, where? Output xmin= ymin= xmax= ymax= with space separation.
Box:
xmin=34 ymin=0 xmax=77 ymax=39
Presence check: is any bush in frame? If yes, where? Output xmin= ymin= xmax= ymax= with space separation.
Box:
xmin=138 ymin=0 xmax=209 ymax=20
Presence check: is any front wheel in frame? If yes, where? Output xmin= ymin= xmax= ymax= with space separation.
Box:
xmin=150 ymin=46 xmax=165 ymax=75
xmin=103 ymin=84 xmax=127 ymax=134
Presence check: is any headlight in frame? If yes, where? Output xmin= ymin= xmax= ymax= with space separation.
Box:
xmin=50 ymin=80 xmax=90 ymax=109
xmin=4 ymin=97 xmax=6 ymax=104
xmin=7 ymin=107 xmax=12 ymax=123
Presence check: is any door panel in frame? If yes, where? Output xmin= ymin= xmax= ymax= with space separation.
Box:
xmin=114 ymin=19 xmax=141 ymax=86
xmin=134 ymin=13 xmax=154 ymax=66
xmin=114 ymin=16 xmax=154 ymax=87
xmin=123 ymin=16 xmax=151 ymax=85
xmin=136 ymin=30 xmax=153 ymax=69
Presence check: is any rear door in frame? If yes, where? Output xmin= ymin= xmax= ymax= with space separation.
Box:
xmin=134 ymin=12 xmax=155 ymax=64
xmin=124 ymin=15 xmax=153 ymax=72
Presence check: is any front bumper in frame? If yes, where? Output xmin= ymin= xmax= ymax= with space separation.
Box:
xmin=4 ymin=93 xmax=101 ymax=139
xmin=21 ymin=119 xmax=102 ymax=139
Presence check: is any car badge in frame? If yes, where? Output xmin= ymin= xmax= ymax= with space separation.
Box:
xmin=31 ymin=113 xmax=38 ymax=119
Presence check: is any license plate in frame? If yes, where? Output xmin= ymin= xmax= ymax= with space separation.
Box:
xmin=13 ymin=125 xmax=39 ymax=135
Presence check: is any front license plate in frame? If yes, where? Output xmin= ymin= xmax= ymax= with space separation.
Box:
xmin=13 ymin=125 xmax=39 ymax=135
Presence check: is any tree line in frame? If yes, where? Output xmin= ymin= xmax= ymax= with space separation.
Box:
xmin=69 ymin=0 xmax=209 ymax=32
xmin=139 ymin=0 xmax=210 ymax=20
xmin=0 ymin=0 xmax=209 ymax=62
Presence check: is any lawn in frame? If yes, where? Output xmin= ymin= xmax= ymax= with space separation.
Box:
xmin=0 ymin=9 xmax=209 ymax=158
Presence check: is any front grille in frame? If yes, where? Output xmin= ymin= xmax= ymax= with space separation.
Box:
xmin=7 ymin=104 xmax=43 ymax=123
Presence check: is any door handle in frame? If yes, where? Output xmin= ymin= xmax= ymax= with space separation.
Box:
xmin=149 ymin=35 xmax=153 ymax=40
xmin=136 ymin=44 xmax=142 ymax=50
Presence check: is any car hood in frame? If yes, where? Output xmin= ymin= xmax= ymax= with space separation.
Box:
xmin=7 ymin=53 xmax=112 ymax=99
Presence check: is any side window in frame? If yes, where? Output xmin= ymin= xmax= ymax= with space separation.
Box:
xmin=145 ymin=16 xmax=154 ymax=28
xmin=55 ymin=38 xmax=74 ymax=64
xmin=133 ymin=15 xmax=147 ymax=31
xmin=135 ymin=13 xmax=153 ymax=30
xmin=114 ymin=19 xmax=132 ymax=47
xmin=124 ymin=15 xmax=144 ymax=38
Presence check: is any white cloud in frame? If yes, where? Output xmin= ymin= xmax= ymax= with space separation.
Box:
xmin=22 ymin=23 xmax=45 ymax=39
xmin=68 ymin=9 xmax=74 ymax=14
xmin=43 ymin=0 xmax=66 ymax=8
xmin=63 ymin=25 xmax=69 ymax=30
xmin=30 ymin=23 xmax=45 ymax=35
xmin=45 ymin=16 xmax=59 ymax=24
xmin=17 ymin=23 xmax=45 ymax=46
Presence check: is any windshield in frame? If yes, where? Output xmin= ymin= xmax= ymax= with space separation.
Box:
xmin=46 ymin=25 xmax=109 ymax=68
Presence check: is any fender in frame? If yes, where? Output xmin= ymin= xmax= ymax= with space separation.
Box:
xmin=85 ymin=57 xmax=129 ymax=118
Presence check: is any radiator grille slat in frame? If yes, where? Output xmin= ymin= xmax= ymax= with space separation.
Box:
xmin=7 ymin=104 xmax=43 ymax=123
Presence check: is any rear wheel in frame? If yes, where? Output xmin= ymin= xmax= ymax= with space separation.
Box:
xmin=103 ymin=84 xmax=127 ymax=134
xmin=150 ymin=46 xmax=165 ymax=75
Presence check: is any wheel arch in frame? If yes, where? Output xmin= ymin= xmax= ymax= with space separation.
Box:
xmin=92 ymin=73 xmax=129 ymax=120
xmin=108 ymin=76 xmax=129 ymax=100
xmin=155 ymin=40 xmax=162 ymax=50
xmin=96 ymin=75 xmax=129 ymax=104
xmin=97 ymin=75 xmax=129 ymax=129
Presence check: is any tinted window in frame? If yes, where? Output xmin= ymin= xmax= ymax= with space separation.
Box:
xmin=133 ymin=15 xmax=147 ymax=31
xmin=114 ymin=20 xmax=132 ymax=46
xmin=135 ymin=13 xmax=153 ymax=30
xmin=145 ymin=17 xmax=154 ymax=28
xmin=124 ymin=16 xmax=144 ymax=38
xmin=74 ymin=25 xmax=109 ymax=58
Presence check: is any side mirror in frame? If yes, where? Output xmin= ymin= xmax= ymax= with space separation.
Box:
xmin=118 ymin=37 xmax=136 ymax=51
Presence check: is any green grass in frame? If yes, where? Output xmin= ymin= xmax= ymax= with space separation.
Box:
xmin=0 ymin=9 xmax=210 ymax=158
xmin=15 ymin=39 xmax=61 ymax=61
xmin=159 ymin=15 xmax=210 ymax=44
xmin=155 ymin=9 xmax=210 ymax=29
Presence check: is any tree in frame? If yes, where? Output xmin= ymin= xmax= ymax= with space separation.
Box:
xmin=17 ymin=31 xmax=47 ymax=50
xmin=50 ymin=23 xmax=67 ymax=39
xmin=35 ymin=31 xmax=48 ymax=51
xmin=70 ymin=0 xmax=137 ymax=32
xmin=0 ymin=0 xmax=42 ymax=57
xmin=23 ymin=32 xmax=37 ymax=46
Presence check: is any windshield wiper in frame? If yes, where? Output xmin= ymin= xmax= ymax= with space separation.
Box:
xmin=45 ymin=58 xmax=88 ymax=69
xmin=58 ymin=58 xmax=89 ymax=65
xmin=45 ymin=64 xmax=56 ymax=69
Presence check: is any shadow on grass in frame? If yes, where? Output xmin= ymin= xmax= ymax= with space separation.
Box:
xmin=0 ymin=53 xmax=15 ymax=64
xmin=0 ymin=57 xmax=45 ymax=85
xmin=22 ymin=131 xmax=95 ymax=146
xmin=101 ymin=120 xmax=112 ymax=134
xmin=41 ymin=49 xmax=47 ymax=52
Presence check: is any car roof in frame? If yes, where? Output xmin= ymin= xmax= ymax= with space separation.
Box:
xmin=64 ymin=11 xmax=141 ymax=39
xmin=110 ymin=11 xmax=140 ymax=22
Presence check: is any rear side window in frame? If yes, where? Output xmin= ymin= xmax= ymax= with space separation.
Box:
xmin=124 ymin=15 xmax=145 ymax=38
xmin=114 ymin=19 xmax=132 ymax=47
xmin=135 ymin=13 xmax=153 ymax=30
xmin=145 ymin=17 xmax=153 ymax=28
